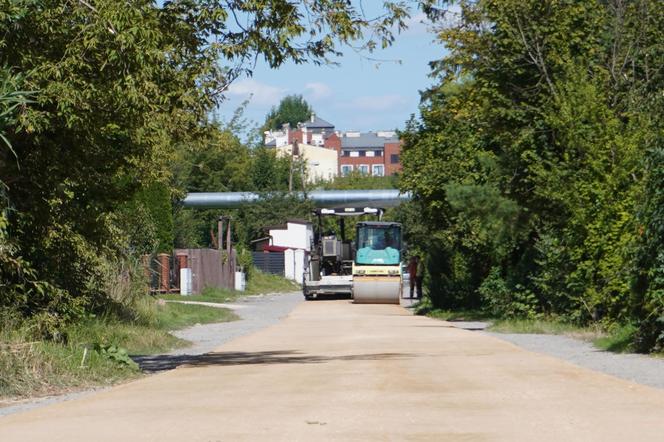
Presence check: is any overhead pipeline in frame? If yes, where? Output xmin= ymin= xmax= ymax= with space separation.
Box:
xmin=182 ymin=189 xmax=411 ymax=209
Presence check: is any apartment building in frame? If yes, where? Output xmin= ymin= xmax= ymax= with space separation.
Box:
xmin=264 ymin=114 xmax=402 ymax=177
xmin=338 ymin=131 xmax=401 ymax=177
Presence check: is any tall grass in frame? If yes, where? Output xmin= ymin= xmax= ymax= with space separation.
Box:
xmin=160 ymin=268 xmax=300 ymax=303
xmin=98 ymin=255 xmax=158 ymax=326
xmin=593 ymin=324 xmax=638 ymax=353
xmin=488 ymin=318 xmax=590 ymax=335
xmin=1 ymin=257 xmax=239 ymax=400
xmin=0 ymin=301 xmax=238 ymax=399
xmin=0 ymin=314 xmax=145 ymax=398
xmin=419 ymin=303 xmax=660 ymax=357
xmin=246 ymin=269 xmax=300 ymax=294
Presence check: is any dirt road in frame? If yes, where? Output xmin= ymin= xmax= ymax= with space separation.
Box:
xmin=2 ymin=300 xmax=664 ymax=441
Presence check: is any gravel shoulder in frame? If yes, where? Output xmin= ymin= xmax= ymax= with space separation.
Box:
xmin=445 ymin=319 xmax=664 ymax=390
xmin=0 ymin=291 xmax=303 ymax=417
xmin=133 ymin=292 xmax=303 ymax=371
xmin=3 ymin=300 xmax=664 ymax=441
xmin=3 ymin=295 xmax=662 ymax=418
xmin=485 ymin=331 xmax=664 ymax=389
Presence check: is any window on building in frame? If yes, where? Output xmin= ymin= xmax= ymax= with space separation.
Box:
xmin=372 ymin=165 xmax=384 ymax=176
xmin=350 ymin=151 xmax=360 ymax=158
xmin=359 ymin=151 xmax=366 ymax=157
xmin=342 ymin=150 xmax=350 ymax=157
xmin=366 ymin=151 xmax=375 ymax=157
xmin=390 ymin=154 xmax=400 ymax=164
xmin=341 ymin=165 xmax=353 ymax=176
xmin=358 ymin=164 xmax=369 ymax=175
xmin=375 ymin=150 xmax=383 ymax=157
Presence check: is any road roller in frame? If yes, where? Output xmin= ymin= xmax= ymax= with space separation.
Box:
xmin=303 ymin=207 xmax=383 ymax=300
xmin=352 ymin=221 xmax=403 ymax=304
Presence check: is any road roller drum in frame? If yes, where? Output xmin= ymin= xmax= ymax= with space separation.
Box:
xmin=353 ymin=276 xmax=401 ymax=304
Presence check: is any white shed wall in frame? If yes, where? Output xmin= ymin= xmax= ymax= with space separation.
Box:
xmin=283 ymin=248 xmax=306 ymax=283
xmin=269 ymin=222 xmax=313 ymax=251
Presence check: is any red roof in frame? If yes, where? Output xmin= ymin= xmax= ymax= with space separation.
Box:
xmin=262 ymin=245 xmax=290 ymax=252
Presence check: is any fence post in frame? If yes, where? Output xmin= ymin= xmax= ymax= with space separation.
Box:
xmin=226 ymin=218 xmax=234 ymax=288
xmin=158 ymin=253 xmax=170 ymax=292
xmin=176 ymin=252 xmax=188 ymax=270
xmin=218 ymin=217 xmax=224 ymax=251
xmin=226 ymin=218 xmax=232 ymax=255
xmin=175 ymin=252 xmax=188 ymax=290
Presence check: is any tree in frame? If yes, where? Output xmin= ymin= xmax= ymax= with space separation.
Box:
xmin=251 ymin=146 xmax=291 ymax=191
xmin=232 ymin=193 xmax=315 ymax=249
xmin=264 ymin=95 xmax=313 ymax=130
xmin=0 ymin=67 xmax=62 ymax=333
xmin=0 ymin=0 xmax=421 ymax=331
xmin=0 ymin=68 xmax=32 ymax=168
xmin=401 ymin=0 xmax=664 ymax=349
xmin=632 ymin=147 xmax=664 ymax=352
xmin=321 ymin=170 xmax=397 ymax=190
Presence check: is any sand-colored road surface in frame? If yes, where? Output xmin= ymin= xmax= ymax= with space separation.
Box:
xmin=2 ymin=300 xmax=664 ymax=441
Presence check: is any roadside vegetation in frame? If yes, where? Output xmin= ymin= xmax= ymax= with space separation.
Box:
xmin=2 ymin=0 xmax=661 ymax=401
xmin=417 ymin=300 xmax=651 ymax=355
xmin=160 ymin=270 xmax=300 ymax=304
xmin=400 ymin=0 xmax=664 ymax=354
xmin=0 ymin=301 xmax=237 ymax=400
xmin=0 ymin=1 xmax=418 ymax=400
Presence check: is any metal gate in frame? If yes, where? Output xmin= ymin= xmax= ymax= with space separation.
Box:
xmin=252 ymin=251 xmax=285 ymax=276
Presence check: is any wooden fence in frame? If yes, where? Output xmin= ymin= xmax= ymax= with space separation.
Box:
xmin=174 ymin=248 xmax=236 ymax=295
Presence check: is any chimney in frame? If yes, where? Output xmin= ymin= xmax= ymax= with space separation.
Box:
xmin=310 ymin=113 xmax=315 ymax=123
xmin=282 ymin=123 xmax=290 ymax=143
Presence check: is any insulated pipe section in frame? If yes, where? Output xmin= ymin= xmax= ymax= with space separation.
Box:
xmin=182 ymin=189 xmax=411 ymax=209
xmin=183 ymin=192 xmax=260 ymax=208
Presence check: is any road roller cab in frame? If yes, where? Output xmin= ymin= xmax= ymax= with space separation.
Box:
xmin=352 ymin=221 xmax=403 ymax=304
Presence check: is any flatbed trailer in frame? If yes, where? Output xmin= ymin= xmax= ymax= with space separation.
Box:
xmin=303 ymin=275 xmax=353 ymax=299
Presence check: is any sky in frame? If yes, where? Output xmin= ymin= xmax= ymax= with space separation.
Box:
xmin=218 ymin=11 xmax=448 ymax=134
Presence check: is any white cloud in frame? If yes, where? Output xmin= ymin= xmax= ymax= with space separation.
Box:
xmin=303 ymin=82 xmax=333 ymax=101
xmin=226 ymin=79 xmax=287 ymax=106
xmin=342 ymin=94 xmax=410 ymax=112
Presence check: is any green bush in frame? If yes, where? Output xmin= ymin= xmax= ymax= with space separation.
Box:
xmin=399 ymin=1 xmax=663 ymax=352
xmin=479 ymin=267 xmax=539 ymax=319
xmin=633 ymin=315 xmax=664 ymax=353
xmin=632 ymin=148 xmax=664 ymax=353
xmin=133 ymin=183 xmax=174 ymax=253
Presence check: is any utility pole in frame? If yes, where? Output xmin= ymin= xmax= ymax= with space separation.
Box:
xmin=217 ymin=217 xmax=224 ymax=250
xmin=289 ymin=139 xmax=299 ymax=192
